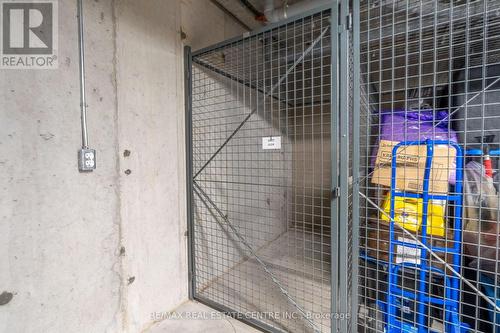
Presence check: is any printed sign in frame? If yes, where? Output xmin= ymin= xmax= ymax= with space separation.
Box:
xmin=262 ymin=136 xmax=281 ymax=150
xmin=395 ymin=237 xmax=421 ymax=265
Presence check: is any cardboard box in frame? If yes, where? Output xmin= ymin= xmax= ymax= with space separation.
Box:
xmin=371 ymin=140 xmax=456 ymax=194
xmin=364 ymin=223 xmax=455 ymax=273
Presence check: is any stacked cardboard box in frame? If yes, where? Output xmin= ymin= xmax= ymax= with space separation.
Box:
xmin=363 ymin=220 xmax=456 ymax=274
xmin=371 ymin=140 xmax=456 ymax=194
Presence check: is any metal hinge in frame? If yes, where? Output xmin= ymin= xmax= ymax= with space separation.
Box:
xmin=338 ymin=14 xmax=353 ymax=33
xmin=332 ymin=187 xmax=340 ymax=198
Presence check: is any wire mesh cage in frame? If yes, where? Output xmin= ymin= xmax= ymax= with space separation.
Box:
xmin=188 ymin=9 xmax=335 ymax=333
xmin=188 ymin=0 xmax=500 ymax=332
xmin=357 ymin=0 xmax=500 ymax=332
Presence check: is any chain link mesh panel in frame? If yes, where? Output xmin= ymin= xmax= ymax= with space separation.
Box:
xmin=357 ymin=1 xmax=500 ymax=332
xmin=190 ymin=10 xmax=334 ymax=333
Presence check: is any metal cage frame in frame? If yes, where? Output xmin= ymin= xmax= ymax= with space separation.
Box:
xmin=186 ymin=0 xmax=500 ymax=332
xmin=185 ymin=1 xmax=359 ymax=332
xmin=356 ymin=1 xmax=500 ymax=333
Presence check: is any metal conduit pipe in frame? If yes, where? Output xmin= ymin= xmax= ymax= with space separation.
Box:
xmin=77 ymin=0 xmax=88 ymax=149
xmin=264 ymin=0 xmax=333 ymax=23
xmin=76 ymin=0 xmax=96 ymax=172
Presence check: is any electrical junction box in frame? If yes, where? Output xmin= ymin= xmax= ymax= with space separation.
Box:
xmin=78 ymin=149 xmax=96 ymax=172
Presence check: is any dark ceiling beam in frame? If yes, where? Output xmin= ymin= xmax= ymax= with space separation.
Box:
xmin=238 ymin=0 xmax=266 ymax=21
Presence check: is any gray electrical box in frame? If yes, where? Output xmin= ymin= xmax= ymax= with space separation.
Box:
xmin=78 ymin=149 xmax=96 ymax=172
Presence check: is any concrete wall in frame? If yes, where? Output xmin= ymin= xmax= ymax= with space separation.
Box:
xmin=0 ymin=1 xmax=244 ymax=332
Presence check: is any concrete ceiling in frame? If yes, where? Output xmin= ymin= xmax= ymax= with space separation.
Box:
xmin=212 ymin=0 xmax=303 ymax=31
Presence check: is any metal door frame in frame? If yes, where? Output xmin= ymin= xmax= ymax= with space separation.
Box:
xmin=184 ymin=2 xmax=357 ymax=331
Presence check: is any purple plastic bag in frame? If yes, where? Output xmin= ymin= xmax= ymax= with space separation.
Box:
xmin=371 ymin=109 xmax=458 ymax=184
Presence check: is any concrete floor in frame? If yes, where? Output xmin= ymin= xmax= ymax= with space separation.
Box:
xmin=148 ymin=301 xmax=260 ymax=333
xmin=148 ymin=231 xmax=331 ymax=333
xmin=197 ymin=230 xmax=331 ymax=333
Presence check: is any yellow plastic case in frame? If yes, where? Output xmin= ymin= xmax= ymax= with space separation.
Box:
xmin=380 ymin=193 xmax=446 ymax=237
